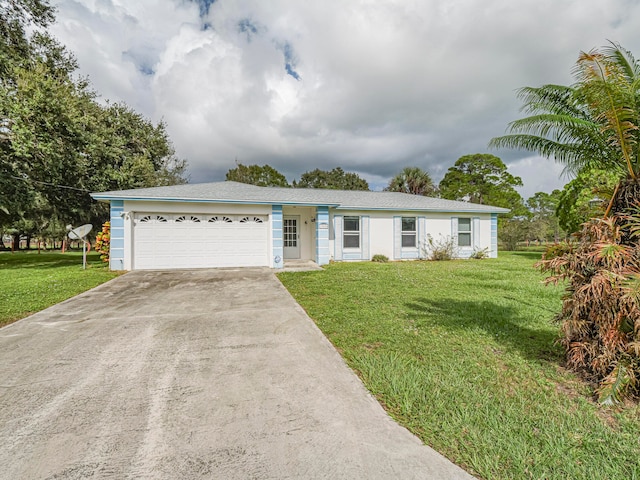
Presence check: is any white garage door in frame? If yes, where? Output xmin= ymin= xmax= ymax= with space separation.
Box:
xmin=133 ymin=213 xmax=269 ymax=270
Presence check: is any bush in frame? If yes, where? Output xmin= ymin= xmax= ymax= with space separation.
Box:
xmin=542 ymin=241 xmax=573 ymax=260
xmin=538 ymin=216 xmax=640 ymax=404
xmin=470 ymin=247 xmax=489 ymax=259
xmin=423 ymin=234 xmax=457 ymax=261
xmin=95 ymin=221 xmax=110 ymax=263
xmin=371 ymin=254 xmax=389 ymax=263
xmin=500 ymin=217 xmax=528 ymax=251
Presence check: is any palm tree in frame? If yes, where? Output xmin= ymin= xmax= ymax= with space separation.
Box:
xmin=385 ymin=167 xmax=436 ymax=196
xmin=491 ymin=42 xmax=640 ymax=403
xmin=490 ymin=42 xmax=640 ymax=217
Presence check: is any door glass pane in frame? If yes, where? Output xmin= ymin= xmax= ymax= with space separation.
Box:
xmin=284 ymin=219 xmax=297 ymax=247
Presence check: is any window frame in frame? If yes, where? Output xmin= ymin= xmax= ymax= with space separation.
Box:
xmin=401 ymin=216 xmax=417 ymax=249
xmin=457 ymin=217 xmax=472 ymax=247
xmin=343 ymin=216 xmax=361 ymax=249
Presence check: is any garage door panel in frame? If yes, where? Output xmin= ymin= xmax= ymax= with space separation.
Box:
xmin=133 ymin=213 xmax=269 ymax=270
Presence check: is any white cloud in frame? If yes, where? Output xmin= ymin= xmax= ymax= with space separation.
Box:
xmin=50 ymin=0 xmax=640 ymax=198
xmin=506 ymin=156 xmax=568 ymax=200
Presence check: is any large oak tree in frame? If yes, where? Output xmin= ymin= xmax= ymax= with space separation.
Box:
xmin=1 ymin=0 xmax=187 ymax=246
xmin=438 ymin=153 xmax=525 ymax=214
xmin=225 ymin=163 xmax=289 ymax=187
xmin=293 ymin=167 xmax=369 ymax=190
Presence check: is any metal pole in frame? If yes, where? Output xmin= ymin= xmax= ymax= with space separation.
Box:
xmin=83 ymin=239 xmax=86 ymax=270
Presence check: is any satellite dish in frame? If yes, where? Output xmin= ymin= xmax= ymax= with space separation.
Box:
xmin=68 ymin=224 xmax=92 ymax=241
xmin=68 ymin=224 xmax=92 ymax=269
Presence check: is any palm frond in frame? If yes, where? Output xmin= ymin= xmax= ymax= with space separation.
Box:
xmin=603 ymin=41 xmax=640 ymax=84
xmin=597 ymin=362 xmax=632 ymax=405
xmin=493 ymin=44 xmax=640 ymax=179
xmin=627 ymin=341 xmax=640 ymax=356
xmin=505 ymin=113 xmax=610 ymax=157
xmin=575 ymin=50 xmax=639 ymax=178
xmin=515 ymin=84 xmax=588 ymax=118
xmin=489 ymin=134 xmax=603 ymax=175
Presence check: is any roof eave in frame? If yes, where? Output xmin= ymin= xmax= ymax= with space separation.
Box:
xmin=90 ymin=193 xmax=340 ymax=208
xmin=90 ymin=193 xmax=510 ymax=214
xmin=334 ymin=205 xmax=510 ymax=214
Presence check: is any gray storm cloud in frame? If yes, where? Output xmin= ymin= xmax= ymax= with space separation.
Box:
xmin=51 ymin=0 xmax=640 ymax=196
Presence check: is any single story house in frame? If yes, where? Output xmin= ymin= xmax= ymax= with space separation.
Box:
xmin=91 ymin=181 xmax=509 ymax=271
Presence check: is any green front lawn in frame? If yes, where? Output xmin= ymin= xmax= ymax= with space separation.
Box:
xmin=0 ymin=251 xmax=121 ymax=327
xmin=278 ymin=252 xmax=640 ymax=480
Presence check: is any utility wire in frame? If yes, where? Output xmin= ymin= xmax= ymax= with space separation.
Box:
xmin=8 ymin=174 xmax=92 ymax=193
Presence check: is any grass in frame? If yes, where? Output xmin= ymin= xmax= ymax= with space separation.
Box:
xmin=278 ymin=252 xmax=640 ymax=480
xmin=0 ymin=251 xmax=121 ymax=327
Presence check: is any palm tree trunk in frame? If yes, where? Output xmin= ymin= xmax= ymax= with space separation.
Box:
xmin=609 ymin=177 xmax=640 ymax=244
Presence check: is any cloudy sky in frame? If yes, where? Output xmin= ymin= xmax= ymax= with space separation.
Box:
xmin=50 ymin=0 xmax=640 ymax=198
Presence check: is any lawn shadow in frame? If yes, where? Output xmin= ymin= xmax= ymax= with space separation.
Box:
xmin=406 ymin=297 xmax=563 ymax=364
xmin=0 ymin=252 xmax=102 ymax=270
xmin=505 ymin=250 xmax=544 ymax=261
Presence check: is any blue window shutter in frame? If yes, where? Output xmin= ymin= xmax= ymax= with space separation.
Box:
xmin=393 ymin=216 xmax=402 ymax=259
xmin=334 ymin=215 xmax=343 ymax=261
xmin=315 ymin=206 xmax=330 ymax=265
xmin=109 ymin=200 xmax=125 ymax=270
xmin=418 ymin=216 xmax=426 ymax=258
xmin=491 ymin=213 xmax=498 ymax=258
xmin=361 ymin=216 xmax=370 ymax=260
xmin=473 ymin=217 xmax=480 ymax=249
xmin=272 ymin=205 xmax=284 ymax=268
xmin=451 ymin=217 xmax=458 ymax=246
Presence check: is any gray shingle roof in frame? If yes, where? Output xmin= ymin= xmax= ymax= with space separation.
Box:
xmin=91 ymin=181 xmax=510 ymax=214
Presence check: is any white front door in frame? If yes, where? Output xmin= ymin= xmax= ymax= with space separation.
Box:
xmin=283 ymin=216 xmax=300 ymax=259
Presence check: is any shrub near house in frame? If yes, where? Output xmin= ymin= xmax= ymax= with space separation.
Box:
xmin=95 ymin=222 xmax=110 ymax=263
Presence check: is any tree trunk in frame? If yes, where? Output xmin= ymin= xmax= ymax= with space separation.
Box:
xmin=609 ymin=177 xmax=640 ymax=245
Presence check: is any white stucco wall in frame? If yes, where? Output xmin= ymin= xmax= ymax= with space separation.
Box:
xmin=282 ymin=206 xmax=316 ymax=261
xmin=369 ymin=214 xmax=393 ymax=258
xmin=329 ymin=210 xmax=495 ymax=261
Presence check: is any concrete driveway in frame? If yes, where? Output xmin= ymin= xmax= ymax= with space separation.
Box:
xmin=0 ymin=269 xmax=473 ymax=479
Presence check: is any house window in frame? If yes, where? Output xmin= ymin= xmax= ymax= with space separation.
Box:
xmin=458 ymin=218 xmax=472 ymax=247
xmin=401 ymin=217 xmax=417 ymax=248
xmin=343 ymin=216 xmax=360 ymax=249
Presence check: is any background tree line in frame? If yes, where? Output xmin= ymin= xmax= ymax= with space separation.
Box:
xmin=1 ymin=0 xmax=187 ymax=250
